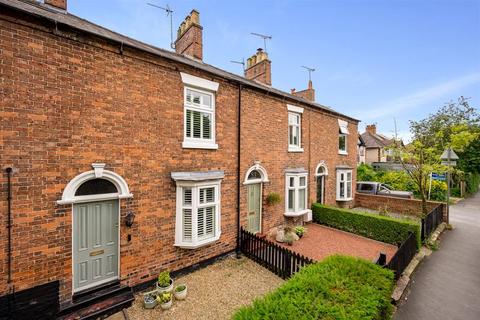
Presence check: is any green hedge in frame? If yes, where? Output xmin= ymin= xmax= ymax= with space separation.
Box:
xmin=312 ymin=204 xmax=421 ymax=248
xmin=233 ymin=255 xmax=395 ymax=320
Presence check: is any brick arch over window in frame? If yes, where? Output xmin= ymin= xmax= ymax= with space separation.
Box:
xmin=57 ymin=163 xmax=133 ymax=205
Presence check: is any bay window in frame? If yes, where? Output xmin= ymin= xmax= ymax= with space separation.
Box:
xmin=172 ymin=171 xmax=223 ymax=248
xmin=336 ymin=169 xmax=353 ymax=201
xmin=285 ymin=170 xmax=310 ymax=217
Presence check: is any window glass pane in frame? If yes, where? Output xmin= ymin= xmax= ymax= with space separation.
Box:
xmin=299 ymin=189 xmax=305 ymax=210
xmin=75 ymin=179 xmax=117 ymax=196
xmin=205 ymin=206 xmax=215 ymax=237
xmin=347 ymin=181 xmax=352 ymax=198
xmin=202 ymin=93 xmax=212 ymax=107
xmin=248 ymin=170 xmax=262 ymax=180
xmin=340 ymin=173 xmax=344 ymax=181
xmin=202 ymin=113 xmax=211 ymax=139
xmin=197 ymin=207 xmax=205 ymax=237
xmin=294 ymin=127 xmax=299 ymax=145
xmin=183 ymin=188 xmax=192 ymax=205
xmin=339 ymin=134 xmax=346 ymax=151
xmin=299 ymin=176 xmax=306 ymax=186
xmin=340 ymin=182 xmax=345 ymax=198
xmin=186 ymin=109 xmax=192 ymax=137
xmin=183 ymin=209 xmax=192 ymax=241
xmin=199 ymin=187 xmax=215 ymax=204
xmin=347 ymin=172 xmax=352 ymax=181
xmin=192 ymin=111 xmax=201 ymax=138
xmin=289 ymin=177 xmax=295 ymax=187
xmin=288 ymin=189 xmax=295 ymax=211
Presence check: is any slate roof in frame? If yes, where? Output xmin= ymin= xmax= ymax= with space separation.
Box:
xmin=361 ymin=131 xmax=397 ymax=149
xmin=2 ymin=0 xmax=359 ymax=123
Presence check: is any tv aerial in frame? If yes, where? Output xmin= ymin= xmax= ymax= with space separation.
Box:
xmin=147 ymin=2 xmax=175 ymax=49
xmin=230 ymin=58 xmax=245 ymax=71
xmin=250 ymin=32 xmax=272 ymax=53
xmin=301 ymin=65 xmax=315 ymax=82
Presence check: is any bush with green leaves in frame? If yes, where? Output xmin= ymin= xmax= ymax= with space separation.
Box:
xmin=233 ymin=255 xmax=394 ymax=320
xmin=157 ymin=271 xmax=171 ymax=287
xmin=312 ymin=204 xmax=421 ymax=248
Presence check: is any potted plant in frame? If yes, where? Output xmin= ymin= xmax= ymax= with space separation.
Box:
xmin=156 ymin=271 xmax=173 ymax=293
xmin=174 ymin=284 xmax=188 ymax=300
xmin=157 ymin=292 xmax=173 ymax=310
xmin=266 ymin=192 xmax=281 ymax=206
xmin=143 ymin=290 xmax=158 ymax=309
xmin=295 ymin=226 xmax=306 ymax=238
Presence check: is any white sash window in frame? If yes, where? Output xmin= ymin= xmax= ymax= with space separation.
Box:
xmin=336 ymin=169 xmax=353 ymax=201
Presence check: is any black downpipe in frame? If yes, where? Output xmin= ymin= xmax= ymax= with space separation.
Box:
xmin=236 ymin=85 xmax=242 ymax=258
xmin=6 ymin=167 xmax=13 ymax=285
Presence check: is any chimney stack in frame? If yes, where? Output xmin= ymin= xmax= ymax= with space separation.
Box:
xmin=244 ymin=48 xmax=271 ymax=86
xmin=175 ymin=10 xmax=203 ymax=60
xmin=366 ymin=124 xmax=377 ymax=135
xmin=44 ymin=0 xmax=67 ymax=10
xmin=291 ymin=80 xmax=315 ymax=102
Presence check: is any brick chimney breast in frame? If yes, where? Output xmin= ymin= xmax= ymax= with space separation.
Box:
xmin=291 ymin=80 xmax=315 ymax=101
xmin=44 ymin=0 xmax=67 ymax=10
xmin=244 ymin=48 xmax=272 ymax=86
xmin=366 ymin=124 xmax=377 ymax=135
xmin=175 ymin=9 xmax=203 ymax=60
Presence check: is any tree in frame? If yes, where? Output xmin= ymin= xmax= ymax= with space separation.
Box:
xmin=393 ymin=140 xmax=443 ymax=214
xmin=409 ymin=96 xmax=479 ymax=155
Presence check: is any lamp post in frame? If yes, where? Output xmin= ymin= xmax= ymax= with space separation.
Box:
xmin=440 ymin=148 xmax=459 ymax=224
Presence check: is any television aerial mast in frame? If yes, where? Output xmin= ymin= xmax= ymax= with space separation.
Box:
xmin=250 ymin=32 xmax=272 ymax=53
xmin=147 ymin=2 xmax=175 ymax=49
xmin=301 ymin=65 xmax=315 ymax=82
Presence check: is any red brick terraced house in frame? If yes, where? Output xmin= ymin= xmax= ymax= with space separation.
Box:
xmin=0 ymin=0 xmax=359 ymax=318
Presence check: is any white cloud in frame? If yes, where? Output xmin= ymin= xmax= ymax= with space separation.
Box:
xmin=354 ymin=72 xmax=480 ymax=121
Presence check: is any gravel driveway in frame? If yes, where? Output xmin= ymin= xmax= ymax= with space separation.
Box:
xmin=126 ymin=255 xmax=283 ymax=320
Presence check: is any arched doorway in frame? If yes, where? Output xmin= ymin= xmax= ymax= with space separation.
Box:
xmin=244 ymin=163 xmax=269 ymax=234
xmin=58 ymin=164 xmax=132 ymax=293
xmin=315 ymin=162 xmax=328 ymax=204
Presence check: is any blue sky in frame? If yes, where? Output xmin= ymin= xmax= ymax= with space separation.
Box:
xmin=68 ymin=0 xmax=480 ymax=141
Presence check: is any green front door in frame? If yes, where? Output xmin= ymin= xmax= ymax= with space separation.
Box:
xmin=247 ymin=183 xmax=262 ymax=233
xmin=73 ymin=200 xmax=119 ymax=292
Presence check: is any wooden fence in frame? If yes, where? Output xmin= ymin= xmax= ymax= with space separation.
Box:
xmin=240 ymin=228 xmax=314 ymax=279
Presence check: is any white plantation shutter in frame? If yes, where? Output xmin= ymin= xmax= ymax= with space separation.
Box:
xmin=197 ymin=208 xmax=205 ymax=238
xmin=183 ymin=209 xmax=192 ymax=241
xmin=205 ymin=207 xmax=214 ymax=236
xmin=182 ymin=188 xmax=193 ymax=242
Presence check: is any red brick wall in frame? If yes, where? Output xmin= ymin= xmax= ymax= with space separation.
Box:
xmin=355 ymin=193 xmax=446 ymax=218
xmin=0 ymin=8 xmax=358 ymax=305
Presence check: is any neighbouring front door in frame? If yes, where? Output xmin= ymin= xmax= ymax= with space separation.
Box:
xmin=247 ymin=183 xmax=262 ymax=233
xmin=73 ymin=200 xmax=119 ymax=292
xmin=316 ymin=176 xmax=325 ymax=204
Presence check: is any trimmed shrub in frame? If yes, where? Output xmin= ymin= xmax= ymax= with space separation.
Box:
xmin=312 ymin=204 xmax=421 ymax=248
xmin=233 ymin=255 xmax=395 ymax=320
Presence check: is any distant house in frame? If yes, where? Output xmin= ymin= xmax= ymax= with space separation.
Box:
xmin=361 ymin=125 xmax=401 ymax=165
xmin=358 ymin=134 xmax=366 ymax=164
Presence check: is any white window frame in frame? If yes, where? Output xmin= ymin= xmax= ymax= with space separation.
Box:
xmin=338 ymin=119 xmax=349 ymax=155
xmin=336 ymin=169 xmax=353 ymax=201
xmin=175 ymin=179 xmax=222 ymax=249
xmin=287 ymin=105 xmax=304 ymax=152
xmin=180 ymin=72 xmax=219 ymax=150
xmin=284 ymin=172 xmax=310 ymax=217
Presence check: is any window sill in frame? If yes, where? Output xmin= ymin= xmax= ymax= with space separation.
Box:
xmin=288 ymin=146 xmax=304 ymax=153
xmin=284 ymin=209 xmax=311 ymax=218
xmin=336 ymin=198 xmax=353 ymax=202
xmin=182 ymin=141 xmax=218 ymax=150
xmin=338 ymin=151 xmax=348 ymax=155
xmin=174 ymin=233 xmax=221 ymax=249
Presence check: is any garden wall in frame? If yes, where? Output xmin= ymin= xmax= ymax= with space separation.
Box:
xmin=355 ymin=193 xmax=446 ymax=219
